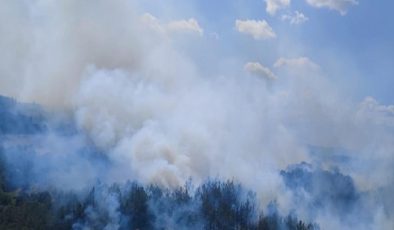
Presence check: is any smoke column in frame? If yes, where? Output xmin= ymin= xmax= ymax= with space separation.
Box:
xmin=0 ymin=0 xmax=393 ymax=229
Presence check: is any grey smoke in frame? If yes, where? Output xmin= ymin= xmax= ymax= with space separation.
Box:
xmin=0 ymin=0 xmax=393 ymax=229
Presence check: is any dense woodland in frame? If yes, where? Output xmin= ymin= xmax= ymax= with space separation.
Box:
xmin=0 ymin=176 xmax=318 ymax=229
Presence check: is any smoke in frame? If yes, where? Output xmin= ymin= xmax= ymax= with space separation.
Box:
xmin=0 ymin=0 xmax=393 ymax=229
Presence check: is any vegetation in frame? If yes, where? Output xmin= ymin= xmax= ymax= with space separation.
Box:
xmin=0 ymin=95 xmax=319 ymax=229
xmin=0 ymin=172 xmax=318 ymax=229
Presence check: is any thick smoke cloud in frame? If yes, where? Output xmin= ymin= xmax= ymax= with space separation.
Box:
xmin=0 ymin=0 xmax=393 ymax=229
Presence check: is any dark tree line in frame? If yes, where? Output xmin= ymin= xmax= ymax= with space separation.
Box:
xmin=0 ymin=171 xmax=318 ymax=229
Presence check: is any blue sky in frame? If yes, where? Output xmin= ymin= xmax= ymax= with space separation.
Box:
xmin=138 ymin=0 xmax=394 ymax=104
xmin=1 ymin=3 xmax=393 ymax=228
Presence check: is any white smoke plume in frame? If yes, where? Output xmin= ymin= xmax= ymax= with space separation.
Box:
xmin=0 ymin=0 xmax=393 ymax=229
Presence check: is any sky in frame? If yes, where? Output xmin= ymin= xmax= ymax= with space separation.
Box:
xmin=137 ymin=0 xmax=394 ymax=104
xmin=1 ymin=1 xmax=394 ymax=228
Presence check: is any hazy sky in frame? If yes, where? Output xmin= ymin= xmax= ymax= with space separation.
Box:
xmin=1 ymin=2 xmax=393 ymax=228
xmin=137 ymin=0 xmax=394 ymax=104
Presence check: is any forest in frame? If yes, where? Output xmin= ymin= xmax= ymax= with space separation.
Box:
xmin=0 ymin=173 xmax=318 ymax=230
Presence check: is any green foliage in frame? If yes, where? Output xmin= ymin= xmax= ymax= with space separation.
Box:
xmin=0 ymin=192 xmax=52 ymax=230
xmin=0 ymin=169 xmax=319 ymax=230
xmin=198 ymin=180 xmax=255 ymax=230
xmin=121 ymin=183 xmax=153 ymax=229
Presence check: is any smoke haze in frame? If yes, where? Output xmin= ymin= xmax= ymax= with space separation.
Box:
xmin=0 ymin=0 xmax=393 ymax=229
